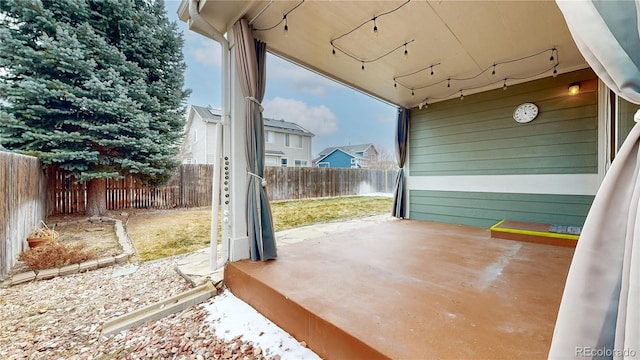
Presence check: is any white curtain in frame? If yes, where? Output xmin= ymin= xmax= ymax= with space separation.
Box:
xmin=550 ymin=1 xmax=640 ymax=359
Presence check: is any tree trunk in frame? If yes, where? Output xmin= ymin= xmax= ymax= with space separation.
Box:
xmin=86 ymin=178 xmax=107 ymax=217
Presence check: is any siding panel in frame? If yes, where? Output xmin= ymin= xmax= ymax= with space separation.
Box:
xmin=410 ymin=190 xmax=593 ymax=227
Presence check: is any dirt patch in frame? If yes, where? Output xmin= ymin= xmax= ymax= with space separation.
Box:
xmin=53 ymin=221 xmax=121 ymax=257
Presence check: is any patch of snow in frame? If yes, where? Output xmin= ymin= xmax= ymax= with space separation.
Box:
xmin=204 ymin=291 xmax=321 ymax=360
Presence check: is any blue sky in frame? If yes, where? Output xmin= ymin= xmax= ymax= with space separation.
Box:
xmin=164 ymin=1 xmax=397 ymax=157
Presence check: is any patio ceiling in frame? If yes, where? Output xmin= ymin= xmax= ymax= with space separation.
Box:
xmin=180 ymin=0 xmax=588 ymax=108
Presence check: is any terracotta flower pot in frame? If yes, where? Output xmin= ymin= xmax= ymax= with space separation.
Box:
xmin=27 ymin=237 xmax=52 ymax=248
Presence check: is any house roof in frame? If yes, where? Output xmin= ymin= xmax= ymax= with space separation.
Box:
xmin=179 ymin=1 xmax=588 ymax=108
xmin=264 ymin=118 xmax=314 ymax=137
xmin=190 ymin=105 xmax=313 ymax=137
xmin=313 ymin=147 xmax=358 ymax=165
xmin=191 ymin=105 xmax=222 ymax=123
xmin=318 ymin=143 xmax=376 ymax=157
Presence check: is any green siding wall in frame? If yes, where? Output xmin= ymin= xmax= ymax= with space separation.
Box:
xmin=408 ymin=69 xmax=599 ymax=227
xmin=410 ymin=190 xmax=594 ymax=228
xmin=410 ymin=69 xmax=599 ymax=176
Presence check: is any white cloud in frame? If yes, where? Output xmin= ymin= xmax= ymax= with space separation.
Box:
xmin=188 ymin=38 xmax=222 ymax=68
xmin=263 ymin=97 xmax=338 ymax=136
xmin=269 ymin=58 xmax=339 ymax=96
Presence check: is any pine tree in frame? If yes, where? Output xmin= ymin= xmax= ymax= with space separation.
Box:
xmin=0 ymin=0 xmax=189 ymax=216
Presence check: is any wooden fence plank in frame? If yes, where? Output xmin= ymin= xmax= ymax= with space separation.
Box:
xmin=0 ymin=152 xmax=47 ymax=280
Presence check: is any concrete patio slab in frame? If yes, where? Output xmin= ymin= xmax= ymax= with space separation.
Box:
xmin=225 ymin=220 xmax=575 ymax=359
xmin=175 ymin=214 xmax=393 ymax=287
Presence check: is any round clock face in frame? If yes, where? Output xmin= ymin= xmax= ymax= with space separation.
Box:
xmin=513 ymin=102 xmax=539 ymax=123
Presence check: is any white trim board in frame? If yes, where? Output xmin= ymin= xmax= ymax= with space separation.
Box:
xmin=407 ymin=174 xmax=599 ymax=196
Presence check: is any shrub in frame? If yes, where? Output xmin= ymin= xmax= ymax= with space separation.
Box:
xmin=18 ymin=242 xmax=96 ymax=270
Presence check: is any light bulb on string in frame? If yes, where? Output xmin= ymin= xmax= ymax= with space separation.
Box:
xmin=553 ymin=66 xmax=558 ymax=77
xmin=283 ymin=15 xmax=288 ymax=37
xmin=361 ymin=62 xmax=365 ymax=71
xmin=411 ymin=89 xmax=415 ymax=96
xmin=503 ymin=79 xmax=508 ymax=90
xmin=403 ymin=43 xmax=408 ymax=59
xmin=447 ymin=78 xmax=451 ymax=88
xmin=394 ymin=81 xmax=397 ymax=88
xmin=491 ymin=64 xmax=496 ymax=76
xmin=430 ymin=66 xmax=434 ymax=76
xmin=460 ymin=89 xmax=464 ymax=100
xmin=332 ymin=46 xmax=336 ymax=55
xmin=550 ymin=48 xmax=555 ymax=63
xmin=373 ymin=17 xmax=378 ymax=36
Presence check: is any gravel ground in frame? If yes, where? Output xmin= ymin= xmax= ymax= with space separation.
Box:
xmin=0 ymin=258 xmax=273 ymax=360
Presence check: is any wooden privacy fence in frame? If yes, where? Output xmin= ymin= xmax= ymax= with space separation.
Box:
xmin=0 ymin=152 xmax=48 ymax=280
xmin=48 ymin=165 xmax=213 ymax=214
xmin=48 ymin=165 xmax=397 ymax=214
xmin=265 ymin=167 xmax=396 ymax=201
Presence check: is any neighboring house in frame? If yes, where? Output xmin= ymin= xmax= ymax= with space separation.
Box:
xmin=180 ymin=105 xmax=222 ymax=164
xmin=181 ymin=106 xmax=314 ymax=167
xmin=314 ymin=143 xmax=378 ymax=168
xmin=264 ymin=118 xmax=314 ymax=167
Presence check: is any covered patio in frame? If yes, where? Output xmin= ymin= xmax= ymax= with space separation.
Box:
xmin=225 ymin=219 xmax=573 ymax=359
xmin=177 ymin=1 xmax=640 ymax=358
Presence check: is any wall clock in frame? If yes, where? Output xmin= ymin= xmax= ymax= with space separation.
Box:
xmin=513 ymin=102 xmax=539 ymax=123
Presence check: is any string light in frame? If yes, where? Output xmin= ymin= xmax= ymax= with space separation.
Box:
xmin=396 ymin=47 xmax=560 ymax=103
xmin=394 ymin=81 xmax=397 ymax=88
xmin=330 ymin=1 xmax=412 ymax=68
xmin=392 ymin=63 xmax=441 ymax=87
xmin=361 ymin=62 xmax=365 ymax=70
xmin=332 ymin=39 xmax=415 ymax=68
xmin=332 ymin=46 xmax=336 ymax=55
xmin=459 ymin=89 xmax=464 ymax=100
xmin=549 ymin=48 xmax=556 ymax=62
xmin=253 ymin=0 xmax=304 ymax=32
xmin=411 ymin=89 xmax=415 ymax=96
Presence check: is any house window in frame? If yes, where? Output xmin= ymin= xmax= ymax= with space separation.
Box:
xmin=285 ymin=134 xmax=302 ymax=148
xmin=294 ymin=160 xmax=308 ymax=167
xmin=184 ymin=158 xmax=195 ymax=164
xmin=265 ymin=156 xmax=278 ymax=166
xmin=281 ymin=158 xmax=288 ymax=167
xmin=265 ymin=131 xmax=274 ymax=144
xmin=318 ymin=162 xmax=330 ymax=168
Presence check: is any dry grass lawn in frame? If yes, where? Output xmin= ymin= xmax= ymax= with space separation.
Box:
xmin=126 ymin=196 xmax=392 ymax=262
